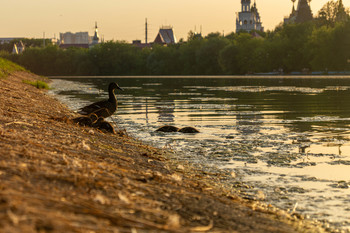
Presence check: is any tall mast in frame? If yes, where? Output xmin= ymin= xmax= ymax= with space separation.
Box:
xmin=145 ymin=18 xmax=148 ymax=45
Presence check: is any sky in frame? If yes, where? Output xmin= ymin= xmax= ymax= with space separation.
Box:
xmin=0 ymin=0 xmax=343 ymax=42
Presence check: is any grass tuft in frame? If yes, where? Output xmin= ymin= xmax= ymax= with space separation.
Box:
xmin=22 ymin=80 xmax=50 ymax=90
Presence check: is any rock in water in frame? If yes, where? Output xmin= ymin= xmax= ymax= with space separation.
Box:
xmin=156 ymin=125 xmax=179 ymax=132
xmin=178 ymin=127 xmax=200 ymax=134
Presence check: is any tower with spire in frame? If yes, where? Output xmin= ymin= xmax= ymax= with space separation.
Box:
xmin=284 ymin=0 xmax=313 ymax=24
xmin=92 ymin=22 xmax=100 ymax=46
xmin=236 ymin=0 xmax=264 ymax=33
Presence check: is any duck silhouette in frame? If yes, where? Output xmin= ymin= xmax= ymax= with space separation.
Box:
xmin=72 ymin=113 xmax=98 ymax=127
xmin=92 ymin=117 xmax=116 ymax=134
xmin=79 ymin=82 xmax=123 ymax=118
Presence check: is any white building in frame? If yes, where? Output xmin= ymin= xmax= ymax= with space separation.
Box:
xmin=12 ymin=41 xmax=25 ymax=54
xmin=59 ymin=32 xmax=90 ymax=45
xmin=59 ymin=22 xmax=101 ymax=49
xmin=236 ymin=0 xmax=264 ymax=33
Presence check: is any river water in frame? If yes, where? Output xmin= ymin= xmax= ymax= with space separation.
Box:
xmin=49 ymin=76 xmax=350 ymax=231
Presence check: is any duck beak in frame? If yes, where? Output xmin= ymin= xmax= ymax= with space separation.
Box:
xmin=114 ymin=83 xmax=124 ymax=91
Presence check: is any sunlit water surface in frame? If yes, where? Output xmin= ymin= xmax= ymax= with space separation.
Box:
xmin=49 ymin=76 xmax=350 ymax=231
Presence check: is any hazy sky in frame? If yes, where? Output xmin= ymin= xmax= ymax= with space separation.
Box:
xmin=0 ymin=0 xmax=341 ymax=42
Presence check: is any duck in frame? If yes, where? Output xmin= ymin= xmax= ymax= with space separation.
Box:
xmin=177 ymin=127 xmax=200 ymax=134
xmin=92 ymin=117 xmax=116 ymax=134
xmin=78 ymin=82 xmax=123 ymax=118
xmin=72 ymin=113 xmax=98 ymax=127
xmin=156 ymin=125 xmax=179 ymax=132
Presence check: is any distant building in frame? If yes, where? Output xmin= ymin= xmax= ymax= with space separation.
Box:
xmin=59 ymin=32 xmax=90 ymax=49
xmin=12 ymin=41 xmax=25 ymax=54
xmin=59 ymin=22 xmax=101 ymax=49
xmin=192 ymin=32 xmax=203 ymax=40
xmin=154 ymin=26 xmax=177 ymax=45
xmin=284 ymin=0 xmax=313 ymax=24
xmin=188 ymin=30 xmax=203 ymax=40
xmin=59 ymin=32 xmax=90 ymax=44
xmin=236 ymin=0 xmax=264 ymax=33
xmin=0 ymin=38 xmax=24 ymax=44
xmin=132 ymin=40 xmax=151 ymax=49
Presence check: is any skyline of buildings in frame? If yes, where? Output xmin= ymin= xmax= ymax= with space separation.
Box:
xmin=50 ymin=0 xmax=314 ymax=45
xmin=0 ymin=0 xmax=344 ymax=42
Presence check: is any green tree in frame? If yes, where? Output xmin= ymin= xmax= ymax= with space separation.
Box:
xmin=219 ymin=43 xmax=239 ymax=74
xmin=195 ymin=37 xmax=229 ymax=75
xmin=147 ymin=45 xmax=180 ymax=75
xmin=267 ymin=22 xmax=314 ymax=73
xmin=309 ymin=20 xmax=350 ymax=71
xmin=89 ymin=41 xmax=145 ymax=75
xmin=317 ymin=0 xmax=349 ymax=27
xmin=234 ymin=33 xmax=266 ymax=74
xmin=178 ymin=38 xmax=203 ymax=74
xmin=18 ymin=45 xmax=59 ymax=75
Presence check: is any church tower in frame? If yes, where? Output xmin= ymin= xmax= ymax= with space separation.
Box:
xmin=241 ymin=0 xmax=251 ymax=12
xmin=92 ymin=22 xmax=100 ymax=45
xmin=236 ymin=0 xmax=264 ymax=33
xmin=285 ymin=0 xmax=313 ymax=24
xmin=295 ymin=0 xmax=313 ymax=23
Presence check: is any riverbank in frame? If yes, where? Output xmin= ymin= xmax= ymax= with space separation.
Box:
xmin=49 ymin=74 xmax=350 ymax=79
xmin=0 ymin=71 xmax=327 ymax=232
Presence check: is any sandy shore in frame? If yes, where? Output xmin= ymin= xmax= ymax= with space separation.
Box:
xmin=0 ymin=71 xmax=326 ymax=232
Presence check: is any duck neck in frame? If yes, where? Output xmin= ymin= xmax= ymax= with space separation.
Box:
xmin=108 ymin=87 xmax=116 ymax=102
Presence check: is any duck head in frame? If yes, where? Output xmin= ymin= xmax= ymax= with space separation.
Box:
xmin=109 ymin=82 xmax=124 ymax=91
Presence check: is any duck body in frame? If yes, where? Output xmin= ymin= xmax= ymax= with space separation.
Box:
xmin=72 ymin=113 xmax=98 ymax=127
xmin=79 ymin=82 xmax=123 ymax=118
xmin=156 ymin=125 xmax=179 ymax=132
xmin=72 ymin=116 xmax=94 ymax=127
xmin=92 ymin=117 xmax=116 ymax=134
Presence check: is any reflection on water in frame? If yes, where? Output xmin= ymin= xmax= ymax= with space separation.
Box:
xmin=50 ymin=76 xmax=350 ymax=231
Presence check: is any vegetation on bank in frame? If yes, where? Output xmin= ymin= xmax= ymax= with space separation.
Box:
xmin=0 ymin=57 xmax=25 ymax=78
xmin=1 ymin=0 xmax=349 ymax=76
xmin=22 ymin=79 xmax=50 ymax=89
xmin=0 ymin=57 xmax=49 ymax=88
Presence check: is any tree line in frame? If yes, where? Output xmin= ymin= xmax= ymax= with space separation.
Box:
xmin=1 ymin=0 xmax=349 ymax=76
